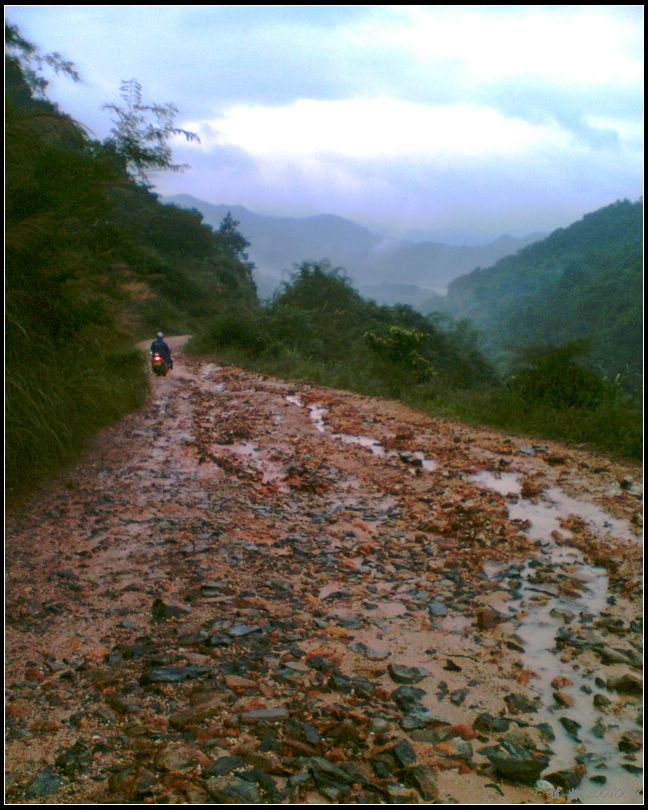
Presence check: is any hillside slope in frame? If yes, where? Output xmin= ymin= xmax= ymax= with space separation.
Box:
xmin=446 ymin=199 xmax=643 ymax=383
xmin=5 ymin=25 xmax=257 ymax=502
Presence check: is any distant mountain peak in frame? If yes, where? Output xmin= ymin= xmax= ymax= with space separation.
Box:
xmin=162 ymin=194 xmax=546 ymax=303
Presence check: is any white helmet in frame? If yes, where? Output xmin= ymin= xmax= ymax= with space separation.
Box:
xmin=157 ymin=332 xmax=164 ymax=338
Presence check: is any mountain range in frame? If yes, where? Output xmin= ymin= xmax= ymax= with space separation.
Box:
xmin=163 ymin=194 xmax=544 ymax=308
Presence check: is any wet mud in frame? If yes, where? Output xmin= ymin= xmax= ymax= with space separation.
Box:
xmin=5 ymin=341 xmax=643 ymax=804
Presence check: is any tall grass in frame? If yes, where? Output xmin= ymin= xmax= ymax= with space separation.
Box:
xmin=426 ymin=388 xmax=642 ymax=461
xmin=6 ymin=334 xmax=148 ymax=506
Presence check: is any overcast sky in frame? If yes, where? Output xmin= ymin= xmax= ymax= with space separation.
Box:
xmin=6 ymin=5 xmax=644 ymax=241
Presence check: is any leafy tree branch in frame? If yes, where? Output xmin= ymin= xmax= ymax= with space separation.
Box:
xmin=102 ymin=78 xmax=200 ymax=186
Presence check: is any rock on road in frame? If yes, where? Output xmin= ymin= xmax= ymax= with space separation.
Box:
xmin=5 ymin=340 xmax=643 ymax=804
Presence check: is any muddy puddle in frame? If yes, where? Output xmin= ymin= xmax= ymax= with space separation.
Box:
xmin=226 ymin=441 xmax=290 ymax=492
xmin=287 ymin=398 xmax=438 ymax=471
xmin=474 ymin=469 xmax=643 ymax=803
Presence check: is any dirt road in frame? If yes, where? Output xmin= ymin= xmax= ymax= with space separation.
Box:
xmin=5 ymin=340 xmax=643 ymax=804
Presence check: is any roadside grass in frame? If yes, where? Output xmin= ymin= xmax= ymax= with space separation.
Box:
xmin=413 ymin=388 xmax=643 ymax=462
xmin=6 ymin=341 xmax=148 ymax=507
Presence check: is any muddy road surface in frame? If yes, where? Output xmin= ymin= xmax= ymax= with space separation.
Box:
xmin=5 ymin=340 xmax=643 ymax=804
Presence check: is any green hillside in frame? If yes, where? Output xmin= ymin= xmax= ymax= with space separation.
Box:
xmin=446 ymin=200 xmax=643 ymax=387
xmin=5 ymin=24 xmax=256 ymax=502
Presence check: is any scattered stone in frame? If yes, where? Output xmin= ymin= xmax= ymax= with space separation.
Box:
xmin=26 ymin=768 xmax=63 ymax=799
xmin=349 ymin=642 xmax=390 ymax=660
xmin=388 ymin=664 xmax=429 ymax=684
xmin=436 ymin=737 xmax=473 ymax=762
xmin=484 ymin=741 xmax=550 ymax=784
xmin=391 ymin=685 xmax=427 ymax=712
xmin=55 ymin=738 xmax=93 ymax=776
xmin=227 ymin=623 xmax=266 ymax=637
xmin=504 ymin=693 xmax=540 ymax=715
xmin=590 ymin=719 xmax=607 ymax=739
xmin=206 ymin=775 xmax=261 ymax=803
xmin=558 ymin=717 xmax=581 ymax=740
xmin=140 ymin=665 xmax=212 ymax=685
xmin=607 ymin=674 xmax=642 ymax=695
xmin=409 ymin=764 xmax=438 ymax=800
xmin=400 ymin=707 xmax=438 ymax=731
xmin=240 ymin=706 xmax=289 ymax=724
xmin=387 ymin=739 xmax=417 ymax=769
xmin=151 ymin=597 xmax=191 ymax=622
xmin=205 ymin=756 xmax=243 ymax=777
xmin=308 ymin=756 xmax=357 ymax=792
xmin=619 ymin=731 xmax=643 ymax=753
xmin=428 ymin=601 xmax=448 ymax=618
xmin=474 ymin=713 xmax=510 ymax=735
xmin=545 ymin=767 xmax=585 ymax=792
xmin=476 ymin=607 xmax=502 ymax=631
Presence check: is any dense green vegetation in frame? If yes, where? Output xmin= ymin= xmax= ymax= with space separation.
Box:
xmin=446 ymin=199 xmax=643 ymax=389
xmin=433 ymin=342 xmax=641 ymax=461
xmin=188 ymin=261 xmax=495 ymax=397
xmin=5 ymin=24 xmax=255 ymax=503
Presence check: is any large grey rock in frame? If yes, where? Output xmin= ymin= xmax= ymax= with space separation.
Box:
xmin=388 ymin=664 xmax=429 ymax=684
xmin=484 ymin=742 xmax=550 ymax=784
xmin=26 ymin=768 xmax=63 ymax=799
xmin=140 ymin=665 xmax=212 ymax=685
xmin=206 ymin=775 xmax=261 ymax=803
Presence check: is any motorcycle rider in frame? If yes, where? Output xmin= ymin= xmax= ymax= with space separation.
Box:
xmin=150 ymin=332 xmax=173 ymax=370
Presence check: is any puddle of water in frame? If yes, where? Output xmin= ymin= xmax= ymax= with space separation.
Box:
xmin=409 ymin=451 xmax=439 ymax=472
xmin=543 ymin=487 xmax=638 ymax=545
xmin=303 ymin=402 xmax=438 ymax=470
xmin=471 ymin=472 xmax=637 ymax=545
xmin=227 ymin=442 xmax=289 ymax=492
xmin=471 ymin=470 xmax=522 ymax=497
xmin=473 ymin=470 xmax=642 ymax=802
xmin=308 ymin=405 xmax=328 ymax=434
xmin=332 ymin=432 xmax=388 ymax=456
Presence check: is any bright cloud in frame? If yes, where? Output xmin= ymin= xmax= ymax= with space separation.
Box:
xmin=351 ymin=6 xmax=644 ymax=89
xmin=6 ymin=4 xmax=643 ymax=238
xmin=187 ymin=99 xmax=574 ymax=163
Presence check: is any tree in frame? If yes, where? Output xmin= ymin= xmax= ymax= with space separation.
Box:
xmin=102 ymin=78 xmax=200 ymax=186
xmin=217 ymin=212 xmax=253 ymax=266
xmin=5 ymin=21 xmax=80 ymax=100
xmin=507 ymin=342 xmax=607 ymax=409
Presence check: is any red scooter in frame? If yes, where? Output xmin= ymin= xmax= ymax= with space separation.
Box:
xmin=151 ymin=352 xmax=169 ymax=376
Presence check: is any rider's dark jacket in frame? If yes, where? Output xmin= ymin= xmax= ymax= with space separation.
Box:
xmin=150 ymin=338 xmax=173 ymax=367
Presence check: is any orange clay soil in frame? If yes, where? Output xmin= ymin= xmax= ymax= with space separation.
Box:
xmin=5 ymin=340 xmax=643 ymax=804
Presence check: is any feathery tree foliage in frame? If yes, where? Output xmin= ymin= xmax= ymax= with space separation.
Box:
xmin=102 ymin=78 xmax=200 ymax=186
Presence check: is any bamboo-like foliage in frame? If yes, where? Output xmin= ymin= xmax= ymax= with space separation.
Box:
xmin=102 ymin=78 xmax=200 ymax=186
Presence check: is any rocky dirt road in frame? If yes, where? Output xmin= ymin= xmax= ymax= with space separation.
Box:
xmin=5 ymin=339 xmax=643 ymax=804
